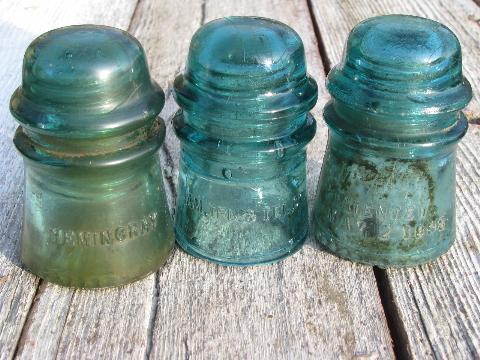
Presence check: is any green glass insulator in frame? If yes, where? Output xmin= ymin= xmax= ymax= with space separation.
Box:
xmin=10 ymin=25 xmax=174 ymax=288
xmin=313 ymin=15 xmax=472 ymax=267
xmin=173 ymin=17 xmax=317 ymax=265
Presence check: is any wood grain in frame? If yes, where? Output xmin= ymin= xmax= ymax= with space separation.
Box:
xmin=0 ymin=0 xmax=478 ymax=358
xmin=309 ymin=0 xmax=480 ymax=358
xmin=129 ymin=0 xmax=394 ymax=358
xmin=0 ymin=1 xmax=155 ymax=359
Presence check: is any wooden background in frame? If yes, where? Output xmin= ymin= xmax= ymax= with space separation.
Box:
xmin=0 ymin=0 xmax=479 ymax=358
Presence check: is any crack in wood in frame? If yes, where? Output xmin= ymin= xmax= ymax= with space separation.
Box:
xmin=305 ymin=0 xmax=414 ymax=357
xmin=127 ymin=0 xmax=143 ymax=32
xmin=11 ymin=278 xmax=42 ymax=358
xmin=144 ymin=271 xmax=160 ymax=360
xmin=306 ymin=0 xmax=332 ymax=73
xmin=8 ymin=276 xmax=40 ymax=358
xmin=184 ymin=336 xmax=191 ymax=360
xmin=161 ymin=144 xmax=178 ymax=200
xmin=200 ymin=0 xmax=207 ymax=25
xmin=373 ymin=268 xmax=412 ymax=360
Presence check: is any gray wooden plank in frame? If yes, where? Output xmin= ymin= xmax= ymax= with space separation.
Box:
xmin=309 ymin=0 xmax=480 ymax=358
xmin=129 ymin=0 xmax=395 ymax=358
xmin=0 ymin=1 xmax=148 ymax=359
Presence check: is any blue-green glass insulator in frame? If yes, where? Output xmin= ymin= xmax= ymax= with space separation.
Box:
xmin=313 ymin=15 xmax=472 ymax=267
xmin=173 ymin=16 xmax=318 ymax=265
xmin=10 ymin=25 xmax=174 ymax=288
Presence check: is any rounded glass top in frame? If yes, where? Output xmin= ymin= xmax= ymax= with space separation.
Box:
xmin=10 ymin=25 xmax=164 ymax=137
xmin=174 ymin=16 xmax=317 ymax=132
xmin=327 ymin=15 xmax=472 ymax=117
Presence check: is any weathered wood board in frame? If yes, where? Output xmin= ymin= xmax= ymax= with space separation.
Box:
xmin=130 ymin=0 xmax=393 ymax=358
xmin=309 ymin=0 xmax=480 ymax=358
xmin=0 ymin=0 xmax=479 ymax=358
xmin=0 ymin=1 xmax=154 ymax=359
xmin=0 ymin=0 xmax=394 ymax=358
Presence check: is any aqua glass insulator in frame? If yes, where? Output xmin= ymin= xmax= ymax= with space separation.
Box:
xmin=313 ymin=15 xmax=472 ymax=267
xmin=10 ymin=25 xmax=174 ymax=288
xmin=173 ymin=16 xmax=317 ymax=265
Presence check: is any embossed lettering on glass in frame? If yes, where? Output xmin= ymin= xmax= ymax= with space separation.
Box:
xmin=173 ymin=17 xmax=317 ymax=265
xmin=313 ymin=15 xmax=472 ymax=267
xmin=10 ymin=25 xmax=174 ymax=287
